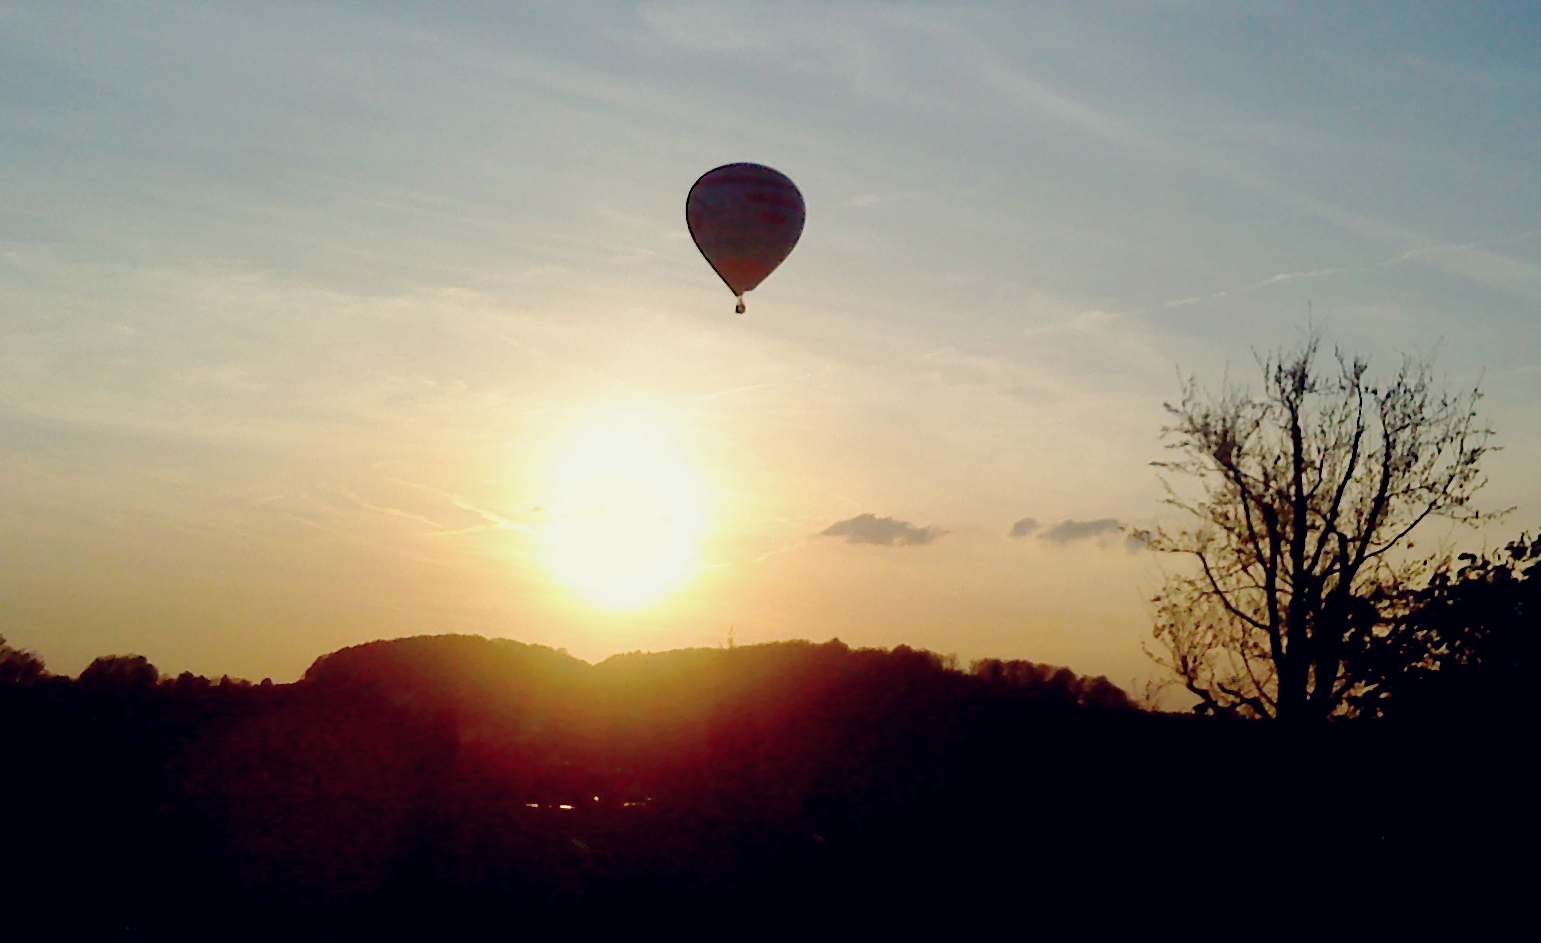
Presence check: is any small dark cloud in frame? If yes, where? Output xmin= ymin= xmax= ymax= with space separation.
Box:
xmin=1042 ymin=518 xmax=1123 ymax=543
xmin=1012 ymin=517 xmax=1151 ymax=552
xmin=819 ymin=513 xmax=946 ymax=547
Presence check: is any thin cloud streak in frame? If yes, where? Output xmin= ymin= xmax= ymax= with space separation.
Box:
xmin=1166 ymin=231 xmax=1541 ymax=309
xmin=385 ymin=478 xmax=540 ymax=537
xmin=1166 ymin=267 xmax=1357 ymax=309
xmin=336 ymin=486 xmax=447 ymax=532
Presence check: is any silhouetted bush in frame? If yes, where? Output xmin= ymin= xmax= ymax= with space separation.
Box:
xmin=970 ymin=657 xmax=1134 ymax=710
xmin=0 ymin=635 xmax=47 ymax=685
xmin=79 ymin=653 xmax=160 ymax=688
xmin=1381 ymin=534 xmax=1539 ymax=720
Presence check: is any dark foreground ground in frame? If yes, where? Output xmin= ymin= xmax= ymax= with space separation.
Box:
xmin=2 ymin=635 xmax=1529 ymax=935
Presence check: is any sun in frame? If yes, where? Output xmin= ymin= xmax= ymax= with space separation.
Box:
xmin=540 ymin=414 xmax=709 ymax=609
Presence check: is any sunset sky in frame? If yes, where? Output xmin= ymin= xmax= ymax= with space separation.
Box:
xmin=4 ymin=1 xmax=1539 ymax=687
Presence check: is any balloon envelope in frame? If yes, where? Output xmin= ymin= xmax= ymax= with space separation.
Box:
xmin=686 ymin=163 xmax=805 ymax=300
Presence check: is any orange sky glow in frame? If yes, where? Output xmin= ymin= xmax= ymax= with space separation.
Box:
xmin=4 ymin=3 xmax=1539 ymax=690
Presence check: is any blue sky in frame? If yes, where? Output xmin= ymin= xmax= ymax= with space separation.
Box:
xmin=3 ymin=2 xmax=1538 ymax=684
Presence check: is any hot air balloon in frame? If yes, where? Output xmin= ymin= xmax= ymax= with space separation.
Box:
xmin=686 ymin=163 xmax=805 ymax=314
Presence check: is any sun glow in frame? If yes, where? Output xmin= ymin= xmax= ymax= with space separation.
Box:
xmin=541 ymin=414 xmax=709 ymax=609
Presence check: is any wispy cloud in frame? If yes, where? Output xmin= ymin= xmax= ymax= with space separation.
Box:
xmin=1167 ymin=232 xmax=1541 ymax=309
xmin=1165 ymin=267 xmax=1356 ymax=308
xmin=1012 ymin=517 xmax=1149 ymax=553
xmin=1041 ymin=518 xmax=1122 ymax=543
xmin=384 ymin=478 xmax=539 ymax=536
xmin=336 ymin=486 xmax=446 ymax=531
xmin=1395 ymin=233 xmax=1541 ymax=304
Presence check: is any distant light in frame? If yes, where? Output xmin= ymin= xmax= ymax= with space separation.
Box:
xmin=525 ymin=803 xmax=540 ymax=809
xmin=593 ymin=796 xmax=600 ymax=801
xmin=558 ymin=804 xmax=574 ymax=810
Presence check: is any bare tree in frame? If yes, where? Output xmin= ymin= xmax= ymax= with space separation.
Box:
xmin=1147 ymin=334 xmax=1497 ymax=720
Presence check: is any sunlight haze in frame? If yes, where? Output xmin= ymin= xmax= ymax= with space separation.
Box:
xmin=541 ymin=410 xmax=709 ymax=608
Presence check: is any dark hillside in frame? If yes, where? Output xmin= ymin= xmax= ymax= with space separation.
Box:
xmin=0 ymin=634 xmax=1525 ymax=933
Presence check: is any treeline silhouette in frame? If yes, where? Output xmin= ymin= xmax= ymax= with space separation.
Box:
xmin=0 ymin=546 xmax=1530 ymax=934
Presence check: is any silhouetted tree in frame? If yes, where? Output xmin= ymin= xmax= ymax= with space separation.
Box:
xmin=1375 ymin=533 xmax=1539 ymax=718
xmin=970 ymin=658 xmax=1134 ymax=711
xmin=1147 ymin=334 xmax=1496 ymax=719
xmin=79 ymin=654 xmax=160 ymax=688
xmin=0 ymin=635 xmax=47 ymax=685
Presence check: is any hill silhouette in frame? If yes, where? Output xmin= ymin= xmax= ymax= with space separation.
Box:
xmin=0 ymin=634 xmax=1524 ymax=933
